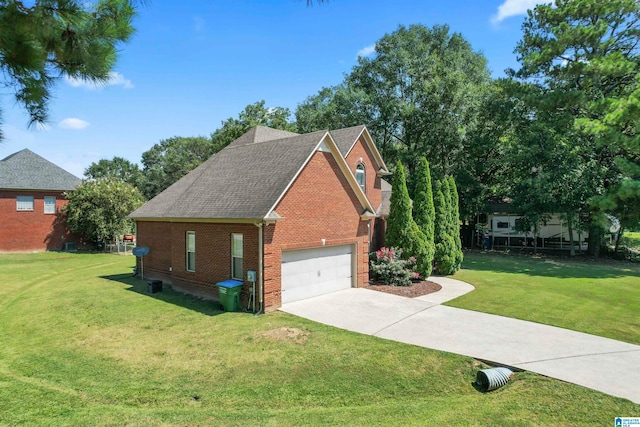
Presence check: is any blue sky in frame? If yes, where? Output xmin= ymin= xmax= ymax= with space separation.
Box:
xmin=1 ymin=0 xmax=544 ymax=177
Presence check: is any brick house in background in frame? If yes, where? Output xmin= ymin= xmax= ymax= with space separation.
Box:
xmin=0 ymin=149 xmax=82 ymax=252
xmin=130 ymin=125 xmax=390 ymax=312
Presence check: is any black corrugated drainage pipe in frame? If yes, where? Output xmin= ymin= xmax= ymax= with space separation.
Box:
xmin=475 ymin=367 xmax=513 ymax=392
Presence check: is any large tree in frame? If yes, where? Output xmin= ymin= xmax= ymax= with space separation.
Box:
xmin=295 ymin=24 xmax=490 ymax=192
xmin=140 ymin=101 xmax=296 ymax=200
xmin=0 ymin=0 xmax=136 ymax=135
xmin=350 ymin=24 xmax=489 ymax=184
xmin=515 ymin=0 xmax=640 ymax=254
xmin=84 ymin=156 xmax=143 ymax=190
xmin=140 ymin=135 xmax=215 ymax=200
xmin=63 ymin=177 xmax=144 ymax=244
xmin=211 ymin=100 xmax=295 ymax=152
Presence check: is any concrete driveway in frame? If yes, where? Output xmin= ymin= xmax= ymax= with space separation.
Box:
xmin=280 ymin=281 xmax=640 ymax=404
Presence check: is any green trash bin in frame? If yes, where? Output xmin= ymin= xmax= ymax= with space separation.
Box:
xmin=216 ymin=279 xmax=243 ymax=312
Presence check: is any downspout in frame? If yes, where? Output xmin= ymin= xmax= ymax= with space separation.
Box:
xmin=255 ymin=222 xmax=264 ymax=316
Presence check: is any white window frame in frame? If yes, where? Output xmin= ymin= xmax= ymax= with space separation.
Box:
xmin=186 ymin=231 xmax=196 ymax=272
xmin=231 ymin=233 xmax=243 ymax=280
xmin=44 ymin=196 xmax=56 ymax=214
xmin=355 ymin=164 xmax=366 ymax=193
xmin=16 ymin=196 xmax=34 ymax=211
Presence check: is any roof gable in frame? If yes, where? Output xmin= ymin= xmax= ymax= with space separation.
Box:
xmin=264 ymin=133 xmax=376 ymax=219
xmin=330 ymin=126 xmax=389 ymax=173
xmin=131 ymin=127 xmax=375 ymax=221
xmin=0 ymin=149 xmax=81 ymax=191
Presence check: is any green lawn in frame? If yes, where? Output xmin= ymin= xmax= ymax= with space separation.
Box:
xmin=451 ymin=251 xmax=640 ymax=344
xmin=0 ymin=252 xmax=637 ymax=426
xmin=623 ymin=231 xmax=640 ymax=250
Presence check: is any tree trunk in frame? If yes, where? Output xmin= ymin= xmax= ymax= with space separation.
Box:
xmin=568 ymin=216 xmax=575 ymax=257
xmin=614 ymin=227 xmax=624 ymax=253
xmin=588 ymin=223 xmax=603 ymax=258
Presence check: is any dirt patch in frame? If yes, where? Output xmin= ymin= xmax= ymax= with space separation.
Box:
xmin=367 ymin=280 xmax=442 ymax=298
xmin=262 ymin=327 xmax=310 ymax=344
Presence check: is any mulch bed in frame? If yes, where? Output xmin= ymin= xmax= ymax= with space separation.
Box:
xmin=367 ymin=280 xmax=442 ymax=298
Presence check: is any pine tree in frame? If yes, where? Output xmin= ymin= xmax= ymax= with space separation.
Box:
xmin=412 ymin=157 xmax=435 ymax=277
xmin=433 ymin=179 xmax=457 ymax=275
xmin=448 ymin=176 xmax=464 ymax=272
xmin=0 ymin=1 xmax=137 ymax=133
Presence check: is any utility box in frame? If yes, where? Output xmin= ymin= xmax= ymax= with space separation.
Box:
xmin=147 ymin=280 xmax=162 ymax=293
xmin=216 ymin=279 xmax=243 ymax=312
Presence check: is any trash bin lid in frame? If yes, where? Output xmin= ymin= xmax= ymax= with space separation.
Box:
xmin=217 ymin=279 xmax=243 ymax=288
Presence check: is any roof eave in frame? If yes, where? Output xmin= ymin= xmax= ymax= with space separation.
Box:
xmin=130 ymin=216 xmax=266 ymax=224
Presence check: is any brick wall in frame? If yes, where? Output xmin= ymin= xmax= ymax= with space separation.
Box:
xmin=136 ymin=221 xmax=259 ymax=305
xmin=0 ymin=190 xmax=76 ymax=251
xmin=263 ymin=150 xmax=370 ymax=311
xmin=135 ymin=149 xmax=374 ymax=313
xmin=345 ymin=136 xmax=384 ymax=252
xmin=345 ymin=135 xmax=383 ymax=210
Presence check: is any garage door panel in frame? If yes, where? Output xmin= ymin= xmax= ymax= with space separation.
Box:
xmin=281 ymin=245 xmax=353 ymax=304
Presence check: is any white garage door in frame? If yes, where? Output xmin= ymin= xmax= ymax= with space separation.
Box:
xmin=281 ymin=245 xmax=353 ymax=304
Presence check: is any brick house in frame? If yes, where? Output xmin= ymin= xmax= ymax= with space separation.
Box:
xmin=0 ymin=149 xmax=81 ymax=251
xmin=130 ymin=125 xmax=390 ymax=312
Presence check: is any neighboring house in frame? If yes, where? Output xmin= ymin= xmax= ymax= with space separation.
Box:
xmin=0 ymin=149 xmax=82 ymax=251
xmin=130 ymin=125 xmax=390 ymax=312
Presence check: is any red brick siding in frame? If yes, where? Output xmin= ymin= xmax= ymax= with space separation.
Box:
xmin=345 ymin=136 xmax=383 ymax=211
xmin=345 ymin=136 xmax=385 ymax=252
xmin=136 ymin=150 xmax=373 ymax=312
xmin=136 ymin=221 xmax=258 ymax=305
xmin=0 ymin=190 xmax=76 ymax=251
xmin=263 ymin=150 xmax=370 ymax=311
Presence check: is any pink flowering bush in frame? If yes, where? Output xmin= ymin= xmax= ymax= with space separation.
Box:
xmin=369 ymin=247 xmax=420 ymax=286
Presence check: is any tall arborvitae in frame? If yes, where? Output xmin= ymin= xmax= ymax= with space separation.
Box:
xmin=386 ymin=161 xmax=413 ymax=250
xmin=433 ymin=179 xmax=457 ymax=275
xmin=412 ymin=157 xmax=435 ymax=277
xmin=385 ymin=161 xmax=430 ymax=277
xmin=448 ymin=176 xmax=464 ymax=271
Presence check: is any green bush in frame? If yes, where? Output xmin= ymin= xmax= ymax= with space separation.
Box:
xmin=412 ymin=157 xmax=435 ymax=277
xmin=386 ymin=161 xmax=413 ymax=250
xmin=370 ymin=247 xmax=419 ymax=286
xmin=434 ymin=234 xmax=458 ymax=275
xmin=407 ymin=221 xmax=432 ymax=277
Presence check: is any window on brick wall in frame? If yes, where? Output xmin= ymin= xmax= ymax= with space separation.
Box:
xmin=16 ymin=196 xmax=34 ymax=211
xmin=231 ymin=233 xmax=243 ymax=280
xmin=186 ymin=231 xmax=196 ymax=272
xmin=44 ymin=196 xmax=56 ymax=214
xmin=356 ymin=164 xmax=366 ymax=193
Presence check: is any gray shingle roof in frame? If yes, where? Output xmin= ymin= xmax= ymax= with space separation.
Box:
xmin=226 ymin=126 xmax=299 ymax=148
xmin=0 ymin=149 xmax=81 ymax=191
xmin=330 ymin=125 xmax=366 ymax=156
xmin=130 ymin=130 xmax=331 ymax=220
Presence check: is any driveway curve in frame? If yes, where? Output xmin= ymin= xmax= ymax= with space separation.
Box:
xmin=280 ymin=278 xmax=640 ymax=404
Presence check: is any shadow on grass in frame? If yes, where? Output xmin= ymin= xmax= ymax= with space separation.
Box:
xmin=100 ymin=273 xmax=227 ymax=317
xmin=461 ymin=250 xmax=640 ymax=280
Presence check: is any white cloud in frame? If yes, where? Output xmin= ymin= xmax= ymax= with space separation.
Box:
xmin=491 ymin=0 xmax=546 ymax=25
xmin=357 ymin=44 xmax=376 ymax=58
xmin=65 ymin=71 xmax=134 ymax=90
xmin=59 ymin=118 xmax=90 ymax=130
